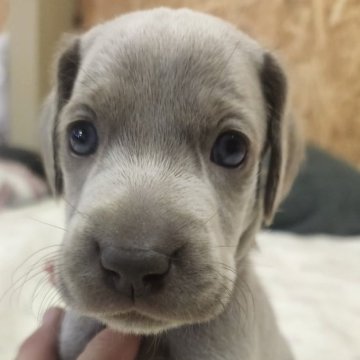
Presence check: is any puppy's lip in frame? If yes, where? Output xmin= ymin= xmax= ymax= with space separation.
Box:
xmin=101 ymin=309 xmax=172 ymax=332
xmin=102 ymin=307 xmax=163 ymax=322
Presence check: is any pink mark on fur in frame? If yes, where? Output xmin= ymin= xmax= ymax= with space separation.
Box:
xmin=44 ymin=261 xmax=57 ymax=287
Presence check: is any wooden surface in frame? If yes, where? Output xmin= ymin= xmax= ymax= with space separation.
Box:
xmin=79 ymin=0 xmax=360 ymax=167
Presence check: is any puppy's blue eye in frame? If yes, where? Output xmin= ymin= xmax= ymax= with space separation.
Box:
xmin=68 ymin=121 xmax=98 ymax=156
xmin=211 ymin=131 xmax=248 ymax=168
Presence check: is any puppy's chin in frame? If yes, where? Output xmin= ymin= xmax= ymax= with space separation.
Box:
xmin=100 ymin=311 xmax=181 ymax=335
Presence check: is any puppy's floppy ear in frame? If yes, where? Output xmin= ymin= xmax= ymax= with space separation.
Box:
xmin=260 ymin=53 xmax=304 ymax=225
xmin=41 ymin=36 xmax=81 ymax=195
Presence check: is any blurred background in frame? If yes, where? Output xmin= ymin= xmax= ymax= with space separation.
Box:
xmin=0 ymin=2 xmax=359 ymax=359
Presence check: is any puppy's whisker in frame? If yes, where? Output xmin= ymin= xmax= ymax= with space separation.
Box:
xmin=63 ymin=198 xmax=88 ymax=219
xmin=11 ymin=251 xmax=60 ymax=291
xmin=31 ymin=276 xmax=52 ymax=314
xmin=37 ymin=287 xmax=59 ymax=322
xmin=36 ymin=276 xmax=63 ymax=319
xmin=27 ymin=217 xmax=66 ymax=232
xmin=7 ymin=268 xmax=46 ymax=305
xmin=11 ymin=245 xmax=61 ymax=283
xmin=214 ymin=261 xmax=237 ymax=275
xmin=2 ymin=251 xmax=60 ymax=303
xmin=44 ymin=288 xmax=63 ymax=314
xmin=32 ymin=276 xmax=50 ymax=303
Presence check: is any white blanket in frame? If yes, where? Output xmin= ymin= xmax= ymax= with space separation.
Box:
xmin=0 ymin=200 xmax=359 ymax=359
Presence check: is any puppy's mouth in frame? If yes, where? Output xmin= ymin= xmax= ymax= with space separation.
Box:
xmin=48 ymin=238 xmax=237 ymax=335
xmin=49 ymin=264 xmax=177 ymax=333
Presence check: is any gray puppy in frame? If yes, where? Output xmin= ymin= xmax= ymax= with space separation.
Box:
xmin=41 ymin=8 xmax=303 ymax=360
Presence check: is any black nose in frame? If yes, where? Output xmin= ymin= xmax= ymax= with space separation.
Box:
xmin=99 ymin=246 xmax=171 ymax=298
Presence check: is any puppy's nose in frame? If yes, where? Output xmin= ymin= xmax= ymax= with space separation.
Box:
xmin=99 ymin=246 xmax=171 ymax=297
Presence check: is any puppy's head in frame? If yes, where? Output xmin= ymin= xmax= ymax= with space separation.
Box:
xmin=42 ymin=8 xmax=303 ymax=334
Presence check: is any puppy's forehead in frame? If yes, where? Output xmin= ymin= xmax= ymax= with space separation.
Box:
xmin=71 ymin=9 xmax=266 ymax=142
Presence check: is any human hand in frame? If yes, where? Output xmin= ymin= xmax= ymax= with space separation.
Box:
xmin=16 ymin=307 xmax=140 ymax=360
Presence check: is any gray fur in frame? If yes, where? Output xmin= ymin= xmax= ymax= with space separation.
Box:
xmin=41 ymin=8 xmax=303 ymax=360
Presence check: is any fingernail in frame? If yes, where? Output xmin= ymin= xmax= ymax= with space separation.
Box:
xmin=42 ymin=307 xmax=61 ymax=325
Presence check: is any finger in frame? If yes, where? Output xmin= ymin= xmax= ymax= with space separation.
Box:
xmin=78 ymin=329 xmax=140 ymax=360
xmin=16 ymin=307 xmax=64 ymax=360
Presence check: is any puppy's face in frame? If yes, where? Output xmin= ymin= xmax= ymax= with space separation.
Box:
xmin=42 ymin=9 xmax=302 ymax=334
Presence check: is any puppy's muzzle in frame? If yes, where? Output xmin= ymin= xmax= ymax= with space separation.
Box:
xmin=98 ymin=245 xmax=172 ymax=298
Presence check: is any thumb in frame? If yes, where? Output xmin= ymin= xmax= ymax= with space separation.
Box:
xmin=78 ymin=328 xmax=140 ymax=360
xmin=16 ymin=307 xmax=64 ymax=360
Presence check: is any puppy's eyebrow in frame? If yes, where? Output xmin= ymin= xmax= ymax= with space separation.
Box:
xmin=215 ymin=109 xmax=247 ymax=128
xmin=205 ymin=94 xmax=253 ymax=126
xmin=58 ymin=103 xmax=97 ymax=132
